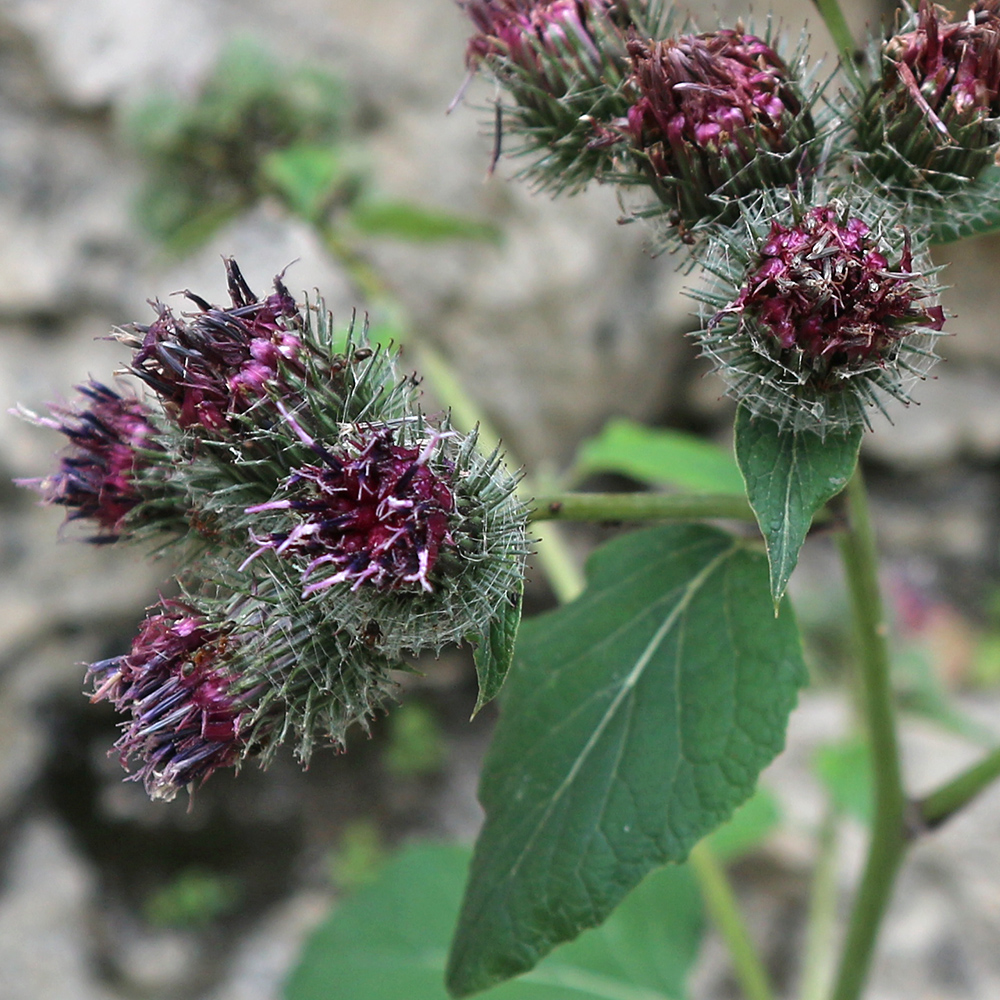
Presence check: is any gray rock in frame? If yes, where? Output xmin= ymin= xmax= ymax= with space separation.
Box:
xmin=0 ymin=818 xmax=117 ymax=1000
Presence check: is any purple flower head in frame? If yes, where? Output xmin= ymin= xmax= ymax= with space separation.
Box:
xmin=129 ymin=258 xmax=303 ymax=432
xmin=245 ymin=419 xmax=457 ymax=596
xmin=624 ymin=29 xmax=806 ymax=197
xmin=731 ymin=205 xmax=945 ymax=384
xmin=461 ymin=0 xmax=612 ymax=91
xmin=16 ymin=381 xmax=159 ymax=540
xmin=87 ymin=602 xmax=249 ymax=800
xmin=858 ymin=0 xmax=1000 ymax=188
xmin=885 ymin=0 xmax=1000 ymax=125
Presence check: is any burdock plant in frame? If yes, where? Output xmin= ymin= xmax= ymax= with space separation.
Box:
xmin=18 ymin=2 xmax=1000 ymax=1000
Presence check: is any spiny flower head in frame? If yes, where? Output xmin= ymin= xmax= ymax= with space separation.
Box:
xmin=15 ymin=381 xmax=160 ymax=540
xmin=623 ymin=28 xmax=816 ymax=225
xmin=455 ymin=0 xmax=641 ymax=194
xmin=856 ymin=0 xmax=1000 ymax=191
xmin=87 ymin=602 xmax=252 ymax=801
xmin=463 ymin=0 xmax=612 ymax=88
xmin=246 ymin=422 xmax=456 ymax=596
xmin=239 ymin=405 xmax=530 ymax=662
xmin=126 ymin=257 xmax=303 ymax=431
xmin=697 ymin=196 xmax=946 ymax=433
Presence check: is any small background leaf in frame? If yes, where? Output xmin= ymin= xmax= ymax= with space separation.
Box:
xmin=813 ymin=738 xmax=873 ymax=825
xmin=573 ymin=419 xmax=745 ymax=494
xmin=349 ymin=198 xmax=501 ymax=244
xmin=447 ymin=523 xmax=806 ymax=997
xmin=286 ymin=842 xmax=704 ymax=1000
xmin=735 ymin=408 xmax=861 ymax=604
xmin=472 ymin=584 xmax=523 ymax=715
xmin=261 ymin=143 xmax=358 ymax=222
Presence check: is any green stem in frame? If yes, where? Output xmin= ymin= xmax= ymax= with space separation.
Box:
xmin=799 ymin=810 xmax=840 ymax=1000
xmin=811 ymin=0 xmax=857 ymax=63
xmin=829 ymin=469 xmax=908 ymax=1000
xmin=918 ymin=745 xmax=1000 ymax=829
xmin=689 ymin=842 xmax=776 ymax=1000
xmin=530 ymin=492 xmax=756 ymax=523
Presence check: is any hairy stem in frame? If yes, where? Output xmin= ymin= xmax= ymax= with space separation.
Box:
xmin=918 ymin=745 xmax=1000 ymax=829
xmin=829 ymin=468 xmax=908 ymax=1000
xmin=689 ymin=842 xmax=776 ymax=1000
xmin=530 ymin=491 xmax=756 ymax=523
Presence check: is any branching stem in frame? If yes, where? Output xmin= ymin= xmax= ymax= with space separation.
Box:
xmin=918 ymin=745 xmax=1000 ymax=829
xmin=530 ymin=491 xmax=756 ymax=523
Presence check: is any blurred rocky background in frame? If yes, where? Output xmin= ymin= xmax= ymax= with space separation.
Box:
xmin=1 ymin=0 xmax=1000 ymax=998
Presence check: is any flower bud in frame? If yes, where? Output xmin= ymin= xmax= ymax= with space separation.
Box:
xmin=623 ymin=28 xmax=818 ymax=226
xmin=696 ymin=195 xmax=946 ymax=434
xmin=14 ymin=381 xmax=162 ymax=541
xmin=856 ymin=0 xmax=1000 ymax=192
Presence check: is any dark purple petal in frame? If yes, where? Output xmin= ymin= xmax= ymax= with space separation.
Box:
xmin=86 ymin=602 xmax=249 ymax=800
xmin=730 ymin=205 xmax=945 ymax=380
xmin=18 ymin=382 xmax=159 ymax=539
xmin=130 ymin=259 xmax=303 ymax=432
xmin=247 ymin=426 xmax=457 ymax=595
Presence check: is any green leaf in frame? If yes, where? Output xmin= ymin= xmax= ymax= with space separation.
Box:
xmin=574 ymin=419 xmax=745 ymax=494
xmin=735 ymin=408 xmax=861 ymax=605
xmin=447 ymin=523 xmax=806 ymax=997
xmin=349 ymin=198 xmax=501 ymax=244
xmin=813 ymin=738 xmax=873 ymax=825
xmin=927 ymin=166 xmax=1000 ymax=244
xmin=472 ymin=584 xmax=523 ymax=715
xmin=707 ymin=786 xmax=782 ymax=862
xmin=261 ymin=143 xmax=355 ymax=222
xmin=287 ymin=843 xmax=703 ymax=1000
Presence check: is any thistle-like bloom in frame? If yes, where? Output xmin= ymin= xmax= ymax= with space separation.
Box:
xmin=456 ymin=0 xmax=635 ymax=193
xmin=87 ymin=603 xmax=251 ymax=801
xmin=16 ymin=381 xmax=159 ymax=540
xmin=246 ymin=424 xmax=456 ymax=596
xmin=462 ymin=0 xmax=611 ymax=88
xmin=698 ymin=199 xmax=946 ymax=433
xmin=127 ymin=258 xmax=302 ymax=431
xmin=857 ymin=0 xmax=1000 ymax=191
xmin=624 ymin=29 xmax=815 ymax=224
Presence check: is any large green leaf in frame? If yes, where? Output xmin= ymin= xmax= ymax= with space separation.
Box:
xmin=926 ymin=166 xmax=1000 ymax=244
xmin=735 ymin=408 xmax=861 ymax=605
xmin=446 ymin=523 xmax=806 ymax=997
xmin=472 ymin=583 xmax=524 ymax=716
xmin=573 ymin=419 xmax=745 ymax=494
xmin=286 ymin=842 xmax=704 ymax=1000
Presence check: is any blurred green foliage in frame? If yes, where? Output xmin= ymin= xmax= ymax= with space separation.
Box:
xmin=143 ymin=867 xmax=239 ymax=928
xmin=384 ymin=702 xmax=447 ymax=778
xmin=327 ymin=819 xmax=389 ymax=893
xmin=126 ymin=38 xmax=499 ymax=254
